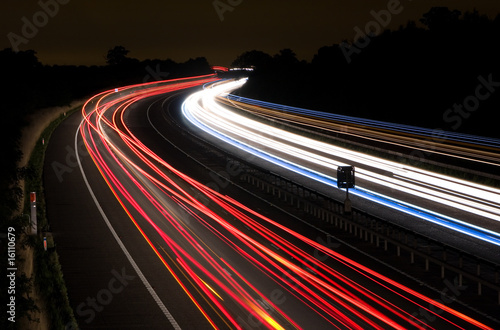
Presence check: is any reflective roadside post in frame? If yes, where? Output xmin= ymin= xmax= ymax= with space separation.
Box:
xmin=30 ymin=192 xmax=37 ymax=235
xmin=337 ymin=166 xmax=355 ymax=214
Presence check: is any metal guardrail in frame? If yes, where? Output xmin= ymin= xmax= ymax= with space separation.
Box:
xmin=178 ymin=114 xmax=500 ymax=306
xmin=240 ymin=170 xmax=500 ymax=305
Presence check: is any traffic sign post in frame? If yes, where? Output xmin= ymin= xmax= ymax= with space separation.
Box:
xmin=30 ymin=192 xmax=37 ymax=235
xmin=337 ymin=166 xmax=355 ymax=214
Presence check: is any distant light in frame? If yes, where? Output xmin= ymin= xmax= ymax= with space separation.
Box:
xmin=115 ymin=88 xmax=119 ymax=92
xmin=229 ymin=67 xmax=254 ymax=71
xmin=211 ymin=66 xmax=229 ymax=72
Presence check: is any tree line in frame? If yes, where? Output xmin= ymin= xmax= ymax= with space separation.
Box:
xmin=0 ymin=47 xmax=213 ymax=328
xmin=2 ymin=6 xmax=499 ymax=242
xmin=229 ymin=7 xmax=500 ymax=139
xmin=0 ymin=46 xmax=212 ymax=238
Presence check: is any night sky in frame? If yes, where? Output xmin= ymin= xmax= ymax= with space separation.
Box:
xmin=1 ymin=0 xmax=499 ymax=66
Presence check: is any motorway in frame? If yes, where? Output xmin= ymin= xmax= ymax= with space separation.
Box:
xmin=220 ymin=93 xmax=500 ymax=173
xmin=44 ymin=75 xmax=499 ymax=329
xmin=183 ymin=79 xmax=500 ymax=259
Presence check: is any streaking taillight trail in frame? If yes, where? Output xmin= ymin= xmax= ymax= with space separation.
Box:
xmin=77 ymin=75 xmax=493 ymax=329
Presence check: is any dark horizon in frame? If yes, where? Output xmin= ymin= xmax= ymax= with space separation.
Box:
xmin=2 ymin=5 xmax=500 ymax=141
xmin=1 ymin=1 xmax=499 ymax=67
xmin=2 ymin=2 xmax=500 ymax=329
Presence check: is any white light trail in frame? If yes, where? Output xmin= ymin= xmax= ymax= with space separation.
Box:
xmin=182 ymin=79 xmax=500 ymax=245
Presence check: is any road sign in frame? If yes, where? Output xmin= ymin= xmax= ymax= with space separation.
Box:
xmin=337 ymin=166 xmax=355 ymax=189
xmin=337 ymin=166 xmax=355 ymax=214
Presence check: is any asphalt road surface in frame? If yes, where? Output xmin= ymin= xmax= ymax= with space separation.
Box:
xmin=44 ymin=77 xmax=499 ymax=329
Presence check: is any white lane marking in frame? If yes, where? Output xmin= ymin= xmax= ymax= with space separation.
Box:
xmin=75 ymin=115 xmax=182 ymax=330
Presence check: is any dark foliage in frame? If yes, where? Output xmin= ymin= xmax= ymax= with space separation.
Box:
xmin=232 ymin=8 xmax=500 ymax=139
xmin=0 ymin=47 xmax=213 ymax=327
xmin=0 ymin=46 xmax=212 ymax=221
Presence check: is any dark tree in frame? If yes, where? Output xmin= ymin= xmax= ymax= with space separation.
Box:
xmin=420 ymin=7 xmax=462 ymax=31
xmin=273 ymin=48 xmax=299 ymax=67
xmin=231 ymin=50 xmax=273 ymax=70
xmin=232 ymin=7 xmax=500 ymax=138
xmin=106 ymin=45 xmax=132 ymax=65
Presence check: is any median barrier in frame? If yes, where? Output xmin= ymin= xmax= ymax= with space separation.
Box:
xmin=240 ymin=170 xmax=500 ymax=306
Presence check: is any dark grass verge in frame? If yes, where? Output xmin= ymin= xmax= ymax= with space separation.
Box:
xmin=21 ymin=107 xmax=81 ymax=330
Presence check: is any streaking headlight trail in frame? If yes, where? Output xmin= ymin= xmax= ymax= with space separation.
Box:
xmin=78 ymin=75 xmax=494 ymax=329
xmin=182 ymin=79 xmax=500 ymax=247
xmin=224 ymin=94 xmax=500 ymax=167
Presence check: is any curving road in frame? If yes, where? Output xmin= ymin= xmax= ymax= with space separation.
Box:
xmin=182 ymin=79 xmax=500 ymax=257
xmin=45 ymin=75 xmax=498 ymax=329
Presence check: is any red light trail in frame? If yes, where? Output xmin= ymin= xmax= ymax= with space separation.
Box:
xmin=77 ymin=75 xmax=493 ymax=329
